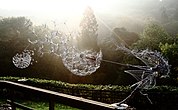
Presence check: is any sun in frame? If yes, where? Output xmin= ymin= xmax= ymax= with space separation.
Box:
xmin=0 ymin=0 xmax=116 ymax=27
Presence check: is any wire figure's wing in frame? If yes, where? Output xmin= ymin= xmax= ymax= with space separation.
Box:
xmin=132 ymin=50 xmax=161 ymax=67
xmin=133 ymin=50 xmax=170 ymax=77
xmin=115 ymin=44 xmax=150 ymax=66
xmin=115 ymin=44 xmax=169 ymax=69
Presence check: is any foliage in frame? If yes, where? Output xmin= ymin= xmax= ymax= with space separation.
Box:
xmin=0 ymin=17 xmax=32 ymax=41
xmin=134 ymin=23 xmax=171 ymax=50
xmin=0 ymin=17 xmax=35 ymax=56
xmin=1 ymin=77 xmax=178 ymax=92
xmin=160 ymin=42 xmax=178 ymax=78
xmin=0 ymin=15 xmax=177 ymax=85
xmin=1 ymin=77 xmax=178 ymax=107
xmin=150 ymin=85 xmax=178 ymax=92
xmin=18 ymin=100 xmax=79 ymax=110
xmin=79 ymin=6 xmax=99 ymax=51
xmin=111 ymin=27 xmax=139 ymax=46
xmin=0 ymin=17 xmax=69 ymax=84
xmin=0 ymin=77 xmax=131 ymax=92
xmin=0 ymin=99 xmax=78 ymax=110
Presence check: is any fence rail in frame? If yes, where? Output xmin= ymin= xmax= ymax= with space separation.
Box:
xmin=59 ymin=87 xmax=129 ymax=103
xmin=0 ymin=80 xmax=116 ymax=110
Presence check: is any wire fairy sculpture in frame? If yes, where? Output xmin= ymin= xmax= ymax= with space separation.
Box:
xmin=108 ymin=44 xmax=170 ymax=108
xmin=85 ymin=42 xmax=170 ymax=108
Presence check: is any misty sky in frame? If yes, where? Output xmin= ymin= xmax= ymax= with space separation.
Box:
xmin=0 ymin=0 xmax=118 ymax=21
xmin=0 ymin=0 xmax=165 ymax=31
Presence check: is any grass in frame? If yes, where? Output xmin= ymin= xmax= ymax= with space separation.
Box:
xmin=19 ymin=101 xmax=79 ymax=110
xmin=0 ymin=99 xmax=79 ymax=110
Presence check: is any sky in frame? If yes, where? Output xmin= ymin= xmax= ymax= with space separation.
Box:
xmin=0 ymin=0 xmax=121 ymax=28
xmin=0 ymin=0 xmax=120 ymax=12
xmin=0 ymin=0 xmax=163 ymax=28
xmin=0 ymin=0 xmax=117 ymax=18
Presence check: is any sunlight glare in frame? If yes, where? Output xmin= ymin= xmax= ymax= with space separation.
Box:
xmin=0 ymin=0 xmax=117 ymax=27
xmin=0 ymin=0 xmax=113 ymax=16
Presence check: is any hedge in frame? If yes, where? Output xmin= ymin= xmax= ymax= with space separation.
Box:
xmin=0 ymin=77 xmax=131 ymax=92
xmin=1 ymin=77 xmax=178 ymax=109
xmin=0 ymin=77 xmax=178 ymax=92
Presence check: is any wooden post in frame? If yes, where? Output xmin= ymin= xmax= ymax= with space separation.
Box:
xmin=49 ymin=99 xmax=55 ymax=110
xmin=9 ymin=90 xmax=16 ymax=110
xmin=11 ymin=100 xmax=16 ymax=110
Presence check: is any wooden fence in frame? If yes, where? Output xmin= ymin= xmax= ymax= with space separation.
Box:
xmin=1 ymin=80 xmax=178 ymax=109
xmin=0 ymin=80 xmax=116 ymax=110
xmin=55 ymin=87 xmax=129 ymax=103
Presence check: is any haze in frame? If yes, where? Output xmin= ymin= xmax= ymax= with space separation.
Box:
xmin=0 ymin=0 xmax=177 ymax=32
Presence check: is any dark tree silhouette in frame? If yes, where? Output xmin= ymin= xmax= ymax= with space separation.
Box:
xmin=0 ymin=17 xmax=32 ymax=40
xmin=112 ymin=27 xmax=139 ymax=46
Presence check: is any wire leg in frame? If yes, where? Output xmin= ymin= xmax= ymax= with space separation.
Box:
xmin=112 ymin=82 xmax=141 ymax=106
xmin=140 ymin=91 xmax=153 ymax=104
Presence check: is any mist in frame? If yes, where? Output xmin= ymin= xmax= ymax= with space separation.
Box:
xmin=1 ymin=0 xmax=176 ymax=31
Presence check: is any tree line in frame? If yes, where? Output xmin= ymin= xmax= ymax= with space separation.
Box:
xmin=0 ymin=7 xmax=178 ymax=85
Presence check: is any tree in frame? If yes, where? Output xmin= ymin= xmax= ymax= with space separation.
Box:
xmin=0 ymin=17 xmax=32 ymax=41
xmin=160 ymin=42 xmax=178 ymax=79
xmin=134 ymin=23 xmax=171 ymax=50
xmin=112 ymin=27 xmax=139 ymax=46
xmin=79 ymin=6 xmax=99 ymax=51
